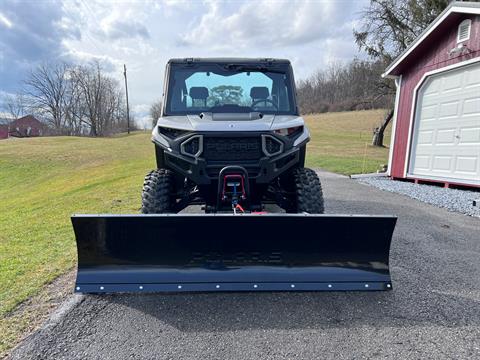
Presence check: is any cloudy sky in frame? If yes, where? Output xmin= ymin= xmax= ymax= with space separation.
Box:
xmin=0 ymin=0 xmax=367 ymax=126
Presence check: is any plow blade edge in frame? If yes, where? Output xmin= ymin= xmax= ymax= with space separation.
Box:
xmin=73 ymin=214 xmax=396 ymax=293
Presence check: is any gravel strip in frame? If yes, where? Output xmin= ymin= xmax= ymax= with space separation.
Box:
xmin=357 ymin=176 xmax=480 ymax=217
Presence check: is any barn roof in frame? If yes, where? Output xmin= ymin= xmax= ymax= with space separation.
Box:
xmin=383 ymin=1 xmax=480 ymax=78
xmin=10 ymin=115 xmax=42 ymax=126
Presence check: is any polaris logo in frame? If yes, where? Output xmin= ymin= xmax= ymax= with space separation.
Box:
xmin=206 ymin=142 xmax=259 ymax=152
xmin=204 ymin=137 xmax=262 ymax=161
xmin=189 ymin=251 xmax=283 ymax=265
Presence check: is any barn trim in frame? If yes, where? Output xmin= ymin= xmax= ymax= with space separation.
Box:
xmin=402 ymin=56 xmax=480 ymax=180
xmin=383 ymin=3 xmax=480 ymax=78
xmin=386 ymin=75 xmax=402 ymax=176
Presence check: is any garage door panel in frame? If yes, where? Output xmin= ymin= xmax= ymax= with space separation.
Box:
xmin=412 ymin=155 xmax=430 ymax=170
xmin=417 ymin=130 xmax=434 ymax=144
xmin=455 ymin=156 xmax=478 ymax=174
xmin=435 ymin=128 xmax=456 ymax=144
xmin=423 ymin=77 xmax=441 ymax=96
xmin=409 ymin=62 xmax=480 ymax=184
xmin=442 ymin=72 xmax=463 ymax=91
xmin=465 ymin=67 xmax=480 ymax=87
xmin=438 ymin=101 xmax=460 ymax=118
xmin=419 ymin=104 xmax=437 ymax=120
xmin=458 ymin=126 xmax=480 ymax=144
xmin=432 ymin=156 xmax=452 ymax=171
xmin=462 ymin=97 xmax=480 ymax=115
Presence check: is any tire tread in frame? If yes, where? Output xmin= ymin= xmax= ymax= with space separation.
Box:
xmin=291 ymin=168 xmax=324 ymax=214
xmin=141 ymin=169 xmax=174 ymax=214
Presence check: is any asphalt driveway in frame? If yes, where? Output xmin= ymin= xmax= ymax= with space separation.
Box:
xmin=9 ymin=171 xmax=480 ymax=359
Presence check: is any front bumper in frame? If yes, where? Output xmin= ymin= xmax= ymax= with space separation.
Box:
xmin=153 ymin=131 xmax=306 ymax=185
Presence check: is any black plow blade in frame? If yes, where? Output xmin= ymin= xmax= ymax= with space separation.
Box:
xmin=72 ymin=214 xmax=397 ymax=293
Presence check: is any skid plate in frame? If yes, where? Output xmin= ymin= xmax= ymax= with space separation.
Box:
xmin=72 ymin=214 xmax=396 ymax=293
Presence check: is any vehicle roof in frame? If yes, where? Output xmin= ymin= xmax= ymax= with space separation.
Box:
xmin=168 ymin=58 xmax=291 ymax=64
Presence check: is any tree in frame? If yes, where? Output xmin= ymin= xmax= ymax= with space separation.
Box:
xmin=150 ymin=99 xmax=162 ymax=127
xmin=354 ymin=0 xmax=450 ymax=63
xmin=0 ymin=93 xmax=26 ymax=121
xmin=353 ymin=0 xmax=449 ymax=146
xmin=23 ymin=62 xmax=70 ymax=132
xmin=69 ymin=62 xmax=126 ymax=136
xmin=209 ymin=86 xmax=243 ymax=106
xmin=22 ymin=61 xmax=127 ymax=136
xmin=296 ymin=59 xmax=392 ymax=114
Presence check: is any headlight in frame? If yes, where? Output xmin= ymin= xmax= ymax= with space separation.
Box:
xmin=262 ymin=135 xmax=283 ymax=156
xmin=158 ymin=126 xmax=190 ymax=139
xmin=274 ymin=126 xmax=303 ymax=136
xmin=180 ymin=135 xmax=203 ymax=157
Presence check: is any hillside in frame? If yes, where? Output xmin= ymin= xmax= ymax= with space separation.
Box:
xmin=0 ymin=132 xmax=154 ymax=354
xmin=305 ymin=109 xmax=391 ymax=174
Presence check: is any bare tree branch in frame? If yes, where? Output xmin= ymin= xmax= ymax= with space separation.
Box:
xmin=150 ymin=100 xmax=162 ymax=127
xmin=22 ymin=61 xmax=128 ymax=136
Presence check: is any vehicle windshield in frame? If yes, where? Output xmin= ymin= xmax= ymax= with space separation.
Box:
xmin=165 ymin=63 xmax=296 ymax=115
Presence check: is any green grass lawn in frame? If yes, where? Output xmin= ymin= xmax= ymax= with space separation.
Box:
xmin=305 ymin=109 xmax=391 ymax=174
xmin=0 ymin=109 xmax=390 ymax=355
xmin=0 ymin=132 xmax=155 ymax=354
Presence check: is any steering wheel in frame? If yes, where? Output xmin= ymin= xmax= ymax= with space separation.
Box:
xmin=251 ymin=99 xmax=278 ymax=110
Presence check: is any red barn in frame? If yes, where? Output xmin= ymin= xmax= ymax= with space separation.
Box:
xmin=384 ymin=1 xmax=480 ymax=188
xmin=0 ymin=120 xmax=9 ymax=140
xmin=8 ymin=115 xmax=44 ymax=138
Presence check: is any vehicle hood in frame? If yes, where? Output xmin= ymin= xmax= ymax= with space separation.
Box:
xmin=155 ymin=114 xmax=304 ymax=132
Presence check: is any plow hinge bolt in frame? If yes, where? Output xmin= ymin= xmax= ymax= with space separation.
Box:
xmin=100 ymin=286 xmax=104 ymax=290
xmin=253 ymin=284 xmax=258 ymax=288
xmin=290 ymin=284 xmax=295 ymax=288
xmin=328 ymin=284 xmax=332 ymax=288
xmin=216 ymin=285 xmax=220 ymax=289
xmin=365 ymin=284 xmax=369 ymax=288
xmin=139 ymin=286 xmax=143 ymax=290
xmin=177 ymin=285 xmax=182 ymax=289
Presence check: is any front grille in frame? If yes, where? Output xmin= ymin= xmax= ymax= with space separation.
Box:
xmin=203 ymin=137 xmax=262 ymax=161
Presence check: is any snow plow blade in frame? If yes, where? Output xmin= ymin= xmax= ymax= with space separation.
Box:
xmin=73 ymin=214 xmax=396 ymax=293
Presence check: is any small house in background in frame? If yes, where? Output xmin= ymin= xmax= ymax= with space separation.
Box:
xmin=384 ymin=1 xmax=480 ymax=188
xmin=0 ymin=119 xmax=9 ymax=140
xmin=8 ymin=115 xmax=44 ymax=138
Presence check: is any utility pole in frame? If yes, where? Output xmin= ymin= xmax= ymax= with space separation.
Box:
xmin=123 ymin=64 xmax=130 ymax=134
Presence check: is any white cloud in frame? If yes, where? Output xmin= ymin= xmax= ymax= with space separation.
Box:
xmin=0 ymin=12 xmax=12 ymax=28
xmin=96 ymin=17 xmax=150 ymax=41
xmin=180 ymin=0 xmax=359 ymax=50
xmin=0 ymin=0 xmax=368 ymax=120
xmin=64 ymin=48 xmax=121 ymax=72
xmin=132 ymin=103 xmax=152 ymax=129
xmin=133 ymin=103 xmax=150 ymax=114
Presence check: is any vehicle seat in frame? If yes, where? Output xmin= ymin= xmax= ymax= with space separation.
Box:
xmin=250 ymin=87 xmax=270 ymax=106
xmin=189 ymin=87 xmax=209 ymax=107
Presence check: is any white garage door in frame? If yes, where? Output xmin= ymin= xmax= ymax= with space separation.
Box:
xmin=409 ymin=62 xmax=480 ymax=185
